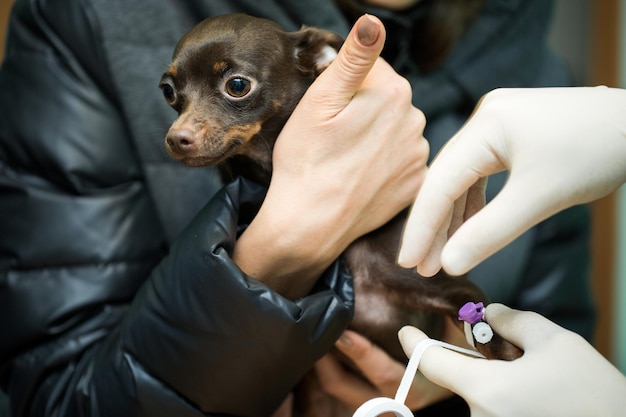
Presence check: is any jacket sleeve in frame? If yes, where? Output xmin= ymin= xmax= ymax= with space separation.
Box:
xmin=122 ymin=179 xmax=353 ymax=416
xmin=0 ymin=1 xmax=353 ymax=416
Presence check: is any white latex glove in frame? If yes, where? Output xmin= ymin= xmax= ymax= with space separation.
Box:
xmin=398 ymin=86 xmax=626 ymax=276
xmin=398 ymin=304 xmax=626 ymax=417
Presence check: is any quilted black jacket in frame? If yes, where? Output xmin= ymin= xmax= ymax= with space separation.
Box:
xmin=0 ymin=0 xmax=594 ymax=415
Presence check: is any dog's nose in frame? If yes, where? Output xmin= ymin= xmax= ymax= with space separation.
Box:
xmin=166 ymin=129 xmax=196 ymax=154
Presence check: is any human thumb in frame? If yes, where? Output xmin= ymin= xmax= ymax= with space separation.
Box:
xmin=310 ymin=14 xmax=386 ymax=115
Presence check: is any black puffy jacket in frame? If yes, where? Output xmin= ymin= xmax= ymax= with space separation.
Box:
xmin=0 ymin=0 xmax=594 ymax=415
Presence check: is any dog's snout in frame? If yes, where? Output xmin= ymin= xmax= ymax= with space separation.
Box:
xmin=166 ymin=129 xmax=196 ymax=154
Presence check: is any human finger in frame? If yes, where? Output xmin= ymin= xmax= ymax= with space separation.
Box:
xmin=335 ymin=330 xmax=454 ymax=410
xmin=413 ymin=205 xmax=452 ymax=277
xmin=398 ymin=115 xmax=503 ymax=270
xmin=439 ymin=173 xmax=557 ymax=275
xmin=308 ymin=14 xmax=386 ymax=117
xmin=398 ymin=326 xmax=484 ymax=396
xmin=483 ymin=303 xmax=563 ymax=351
xmin=314 ymin=353 xmax=379 ymax=409
xmin=333 ymin=330 xmax=406 ymax=396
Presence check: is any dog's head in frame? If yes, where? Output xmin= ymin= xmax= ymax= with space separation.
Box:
xmin=160 ymin=13 xmax=343 ymax=179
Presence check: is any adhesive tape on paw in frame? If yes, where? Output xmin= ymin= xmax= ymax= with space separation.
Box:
xmin=352 ymin=397 xmax=413 ymax=417
xmin=463 ymin=321 xmax=475 ymax=348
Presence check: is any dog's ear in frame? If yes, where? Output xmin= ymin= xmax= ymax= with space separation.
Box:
xmin=290 ymin=26 xmax=344 ymax=77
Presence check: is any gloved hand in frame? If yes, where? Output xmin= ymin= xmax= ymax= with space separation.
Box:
xmin=398 ymin=303 xmax=626 ymax=417
xmin=398 ymin=86 xmax=626 ymax=276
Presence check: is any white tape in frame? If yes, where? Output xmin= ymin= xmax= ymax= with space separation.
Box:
xmin=352 ymin=397 xmax=413 ymax=417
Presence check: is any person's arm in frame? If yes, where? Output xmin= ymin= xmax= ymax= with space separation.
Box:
xmin=0 ymin=4 xmax=427 ymax=416
xmin=121 ymin=15 xmax=427 ymax=412
xmin=398 ymin=86 xmax=626 ymax=276
xmin=398 ymin=304 xmax=626 ymax=417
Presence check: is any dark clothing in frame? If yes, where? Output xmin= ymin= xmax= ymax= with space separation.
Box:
xmin=0 ymin=0 xmax=593 ymax=415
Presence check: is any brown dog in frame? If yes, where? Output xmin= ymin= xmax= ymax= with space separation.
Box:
xmin=160 ymin=13 xmax=521 ymax=415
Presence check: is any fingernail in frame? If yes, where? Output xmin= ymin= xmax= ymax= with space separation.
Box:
xmin=336 ymin=332 xmax=353 ymax=350
xmin=357 ymin=14 xmax=380 ymax=46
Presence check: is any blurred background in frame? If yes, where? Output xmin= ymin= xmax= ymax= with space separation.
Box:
xmin=0 ymin=0 xmax=624 ymax=411
xmin=543 ymin=0 xmax=626 ymax=374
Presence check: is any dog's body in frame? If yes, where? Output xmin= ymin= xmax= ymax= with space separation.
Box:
xmin=161 ymin=14 xmax=521 ymax=415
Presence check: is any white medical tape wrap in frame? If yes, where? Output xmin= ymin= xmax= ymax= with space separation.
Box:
xmin=352 ymin=338 xmax=485 ymax=417
xmin=352 ymin=397 xmax=413 ymax=417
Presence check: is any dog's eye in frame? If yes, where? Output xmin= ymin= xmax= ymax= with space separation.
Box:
xmin=225 ymin=77 xmax=251 ymax=98
xmin=160 ymin=83 xmax=176 ymax=103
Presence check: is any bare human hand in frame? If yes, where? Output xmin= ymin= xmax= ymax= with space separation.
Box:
xmin=235 ymin=15 xmax=428 ymax=298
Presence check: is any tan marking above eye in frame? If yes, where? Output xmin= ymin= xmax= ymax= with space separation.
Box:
xmin=167 ymin=64 xmax=178 ymax=77
xmin=213 ymin=61 xmax=228 ymax=73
